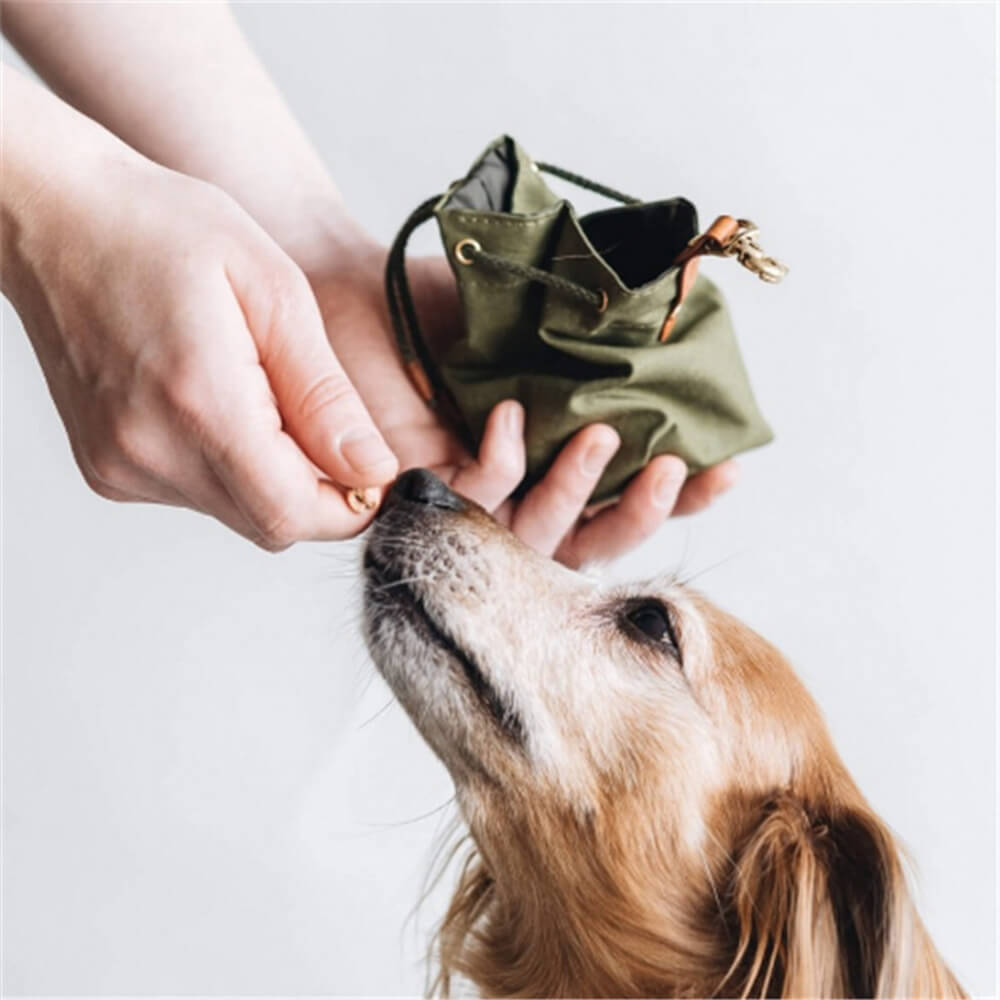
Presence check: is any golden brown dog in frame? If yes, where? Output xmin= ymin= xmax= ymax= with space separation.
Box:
xmin=362 ymin=469 xmax=964 ymax=999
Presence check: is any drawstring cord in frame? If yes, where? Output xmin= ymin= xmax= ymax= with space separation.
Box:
xmin=384 ymin=195 xmax=444 ymax=404
xmin=454 ymin=240 xmax=607 ymax=311
xmin=533 ymin=161 xmax=640 ymax=206
xmin=385 ymin=161 xmax=635 ymax=404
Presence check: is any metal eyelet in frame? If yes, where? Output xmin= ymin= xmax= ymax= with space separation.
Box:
xmin=596 ymin=289 xmax=609 ymax=314
xmin=454 ymin=238 xmax=481 ymax=266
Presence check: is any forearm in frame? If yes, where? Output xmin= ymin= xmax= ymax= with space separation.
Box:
xmin=1 ymin=1 xmax=371 ymax=270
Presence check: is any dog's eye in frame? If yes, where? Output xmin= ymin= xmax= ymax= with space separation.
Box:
xmin=628 ymin=604 xmax=672 ymax=641
xmin=624 ymin=601 xmax=680 ymax=656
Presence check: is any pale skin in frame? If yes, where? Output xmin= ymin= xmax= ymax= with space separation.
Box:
xmin=0 ymin=3 xmax=737 ymax=563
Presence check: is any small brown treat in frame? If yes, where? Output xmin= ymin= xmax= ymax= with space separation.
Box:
xmin=346 ymin=486 xmax=380 ymax=514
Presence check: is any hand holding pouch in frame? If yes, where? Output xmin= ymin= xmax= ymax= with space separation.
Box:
xmin=386 ymin=135 xmax=786 ymax=503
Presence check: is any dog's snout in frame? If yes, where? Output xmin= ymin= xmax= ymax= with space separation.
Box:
xmin=385 ymin=468 xmax=466 ymax=513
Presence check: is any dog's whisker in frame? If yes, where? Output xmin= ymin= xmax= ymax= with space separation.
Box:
xmin=355 ymin=664 xmax=382 ymax=702
xmin=360 ymin=795 xmax=457 ymax=831
xmin=370 ymin=574 xmax=440 ymax=594
xmin=676 ymin=549 xmax=744 ymax=588
xmin=358 ymin=695 xmax=397 ymax=729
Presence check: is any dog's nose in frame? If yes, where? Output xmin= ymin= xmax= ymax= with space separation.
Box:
xmin=384 ymin=468 xmax=466 ymax=513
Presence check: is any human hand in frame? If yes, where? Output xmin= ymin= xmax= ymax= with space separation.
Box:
xmin=2 ymin=71 xmax=397 ymax=550
xmin=310 ymin=249 xmax=739 ymax=568
xmin=2 ymin=12 xmax=735 ymax=565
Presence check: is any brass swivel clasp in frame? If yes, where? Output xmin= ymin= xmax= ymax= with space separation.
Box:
xmin=718 ymin=220 xmax=788 ymax=284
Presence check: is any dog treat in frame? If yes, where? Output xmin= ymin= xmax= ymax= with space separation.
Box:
xmin=346 ymin=486 xmax=380 ymax=514
xmin=385 ymin=135 xmax=786 ymax=503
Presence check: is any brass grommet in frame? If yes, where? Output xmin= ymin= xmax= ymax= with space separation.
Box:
xmin=596 ymin=289 xmax=609 ymax=314
xmin=454 ymin=238 xmax=481 ymax=266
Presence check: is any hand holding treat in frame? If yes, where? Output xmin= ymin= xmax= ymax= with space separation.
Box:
xmin=1 ymin=6 xmax=740 ymax=563
xmin=1 ymin=66 xmax=396 ymax=550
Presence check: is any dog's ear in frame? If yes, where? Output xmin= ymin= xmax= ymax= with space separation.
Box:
xmin=722 ymin=795 xmax=965 ymax=998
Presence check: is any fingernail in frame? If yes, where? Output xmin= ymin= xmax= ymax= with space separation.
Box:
xmin=339 ymin=426 xmax=395 ymax=475
xmin=581 ymin=433 xmax=619 ymax=476
xmin=505 ymin=402 xmax=524 ymax=438
xmin=717 ymin=462 xmax=741 ymax=492
xmin=653 ymin=464 xmax=687 ymax=509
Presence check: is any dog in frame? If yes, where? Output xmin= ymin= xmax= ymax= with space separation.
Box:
xmin=362 ymin=468 xmax=965 ymax=998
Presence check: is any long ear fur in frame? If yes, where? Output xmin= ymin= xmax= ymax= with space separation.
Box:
xmin=432 ymin=847 xmax=494 ymax=998
xmin=723 ymin=795 xmax=965 ymax=999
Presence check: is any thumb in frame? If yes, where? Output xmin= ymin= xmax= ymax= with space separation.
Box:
xmin=247 ymin=270 xmax=399 ymax=489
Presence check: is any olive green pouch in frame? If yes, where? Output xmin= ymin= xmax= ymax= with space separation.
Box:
xmin=385 ymin=135 xmax=786 ymax=503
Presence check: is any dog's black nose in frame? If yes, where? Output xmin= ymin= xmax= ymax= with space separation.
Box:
xmin=386 ymin=468 xmax=466 ymax=512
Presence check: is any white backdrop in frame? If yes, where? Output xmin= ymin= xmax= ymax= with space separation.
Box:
xmin=2 ymin=3 xmax=995 ymax=995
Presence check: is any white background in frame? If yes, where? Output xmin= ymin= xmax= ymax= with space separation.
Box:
xmin=2 ymin=3 xmax=995 ymax=995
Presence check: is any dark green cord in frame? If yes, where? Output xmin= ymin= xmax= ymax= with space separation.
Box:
xmin=535 ymin=161 xmax=640 ymax=206
xmin=385 ymin=160 xmax=636 ymax=407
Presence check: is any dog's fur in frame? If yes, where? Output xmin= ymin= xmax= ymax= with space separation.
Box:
xmin=362 ymin=471 xmax=964 ymax=998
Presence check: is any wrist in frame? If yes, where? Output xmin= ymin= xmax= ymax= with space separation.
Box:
xmin=1 ymin=65 xmax=145 ymax=301
xmin=278 ymin=198 xmax=384 ymax=283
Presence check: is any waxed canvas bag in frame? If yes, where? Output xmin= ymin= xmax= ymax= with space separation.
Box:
xmin=385 ymin=135 xmax=787 ymax=503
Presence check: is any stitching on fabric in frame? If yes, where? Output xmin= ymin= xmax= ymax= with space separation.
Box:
xmin=451 ymin=214 xmax=554 ymax=228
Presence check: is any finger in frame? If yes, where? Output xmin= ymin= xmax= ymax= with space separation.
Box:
xmin=672 ymin=460 xmax=740 ymax=516
xmin=556 ymin=455 xmax=687 ymax=568
xmin=74 ymin=440 xmax=194 ymax=508
xmin=84 ymin=469 xmax=188 ymax=507
xmin=153 ymin=455 xmax=282 ymax=545
xmin=449 ymin=400 xmax=526 ymax=512
xmin=206 ymin=390 xmax=378 ymax=550
xmin=511 ymin=424 xmax=620 ymax=556
xmin=77 ymin=406 xmax=283 ymax=542
xmin=87 ymin=446 xmax=296 ymax=545
xmin=231 ymin=265 xmax=398 ymax=490
xmin=492 ymin=498 xmax=515 ymax=528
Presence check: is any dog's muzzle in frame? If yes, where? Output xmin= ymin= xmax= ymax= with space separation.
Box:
xmin=377 ymin=467 xmax=468 ymax=518
xmin=363 ymin=470 xmax=526 ymax=747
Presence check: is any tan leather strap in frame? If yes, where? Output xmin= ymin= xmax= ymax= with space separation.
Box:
xmin=660 ymin=215 xmax=740 ymax=342
xmin=406 ymin=359 xmax=434 ymax=404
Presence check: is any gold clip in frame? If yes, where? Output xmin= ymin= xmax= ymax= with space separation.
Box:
xmin=718 ymin=220 xmax=788 ymax=284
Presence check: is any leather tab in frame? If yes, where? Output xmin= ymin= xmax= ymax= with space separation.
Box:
xmin=406 ymin=359 xmax=435 ymax=403
xmin=660 ymin=216 xmax=741 ymax=342
xmin=672 ymin=215 xmax=740 ymax=268
xmin=660 ymin=258 xmax=701 ymax=341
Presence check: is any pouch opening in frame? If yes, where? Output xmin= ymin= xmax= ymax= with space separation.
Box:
xmin=447 ymin=137 xmax=519 ymax=213
xmin=581 ymin=199 xmax=698 ymax=289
